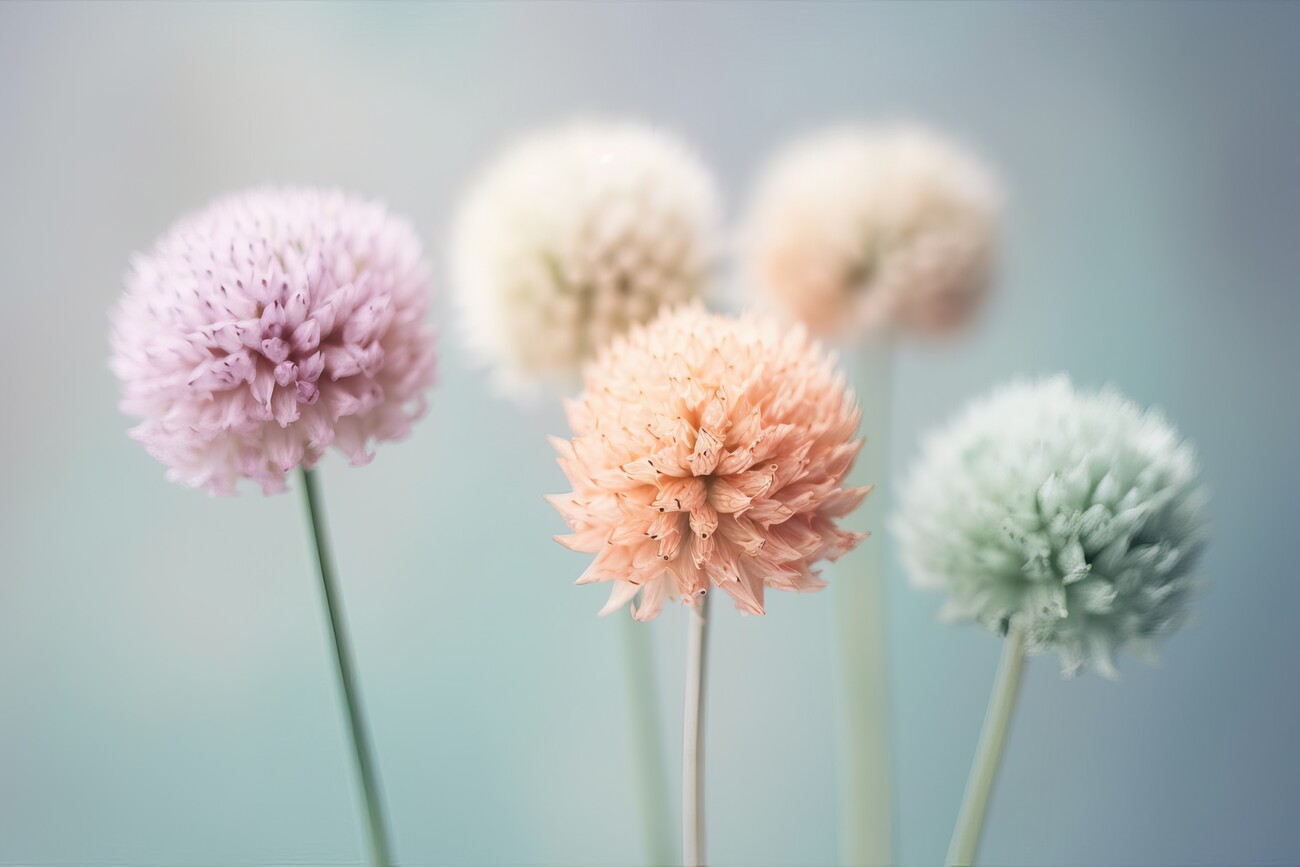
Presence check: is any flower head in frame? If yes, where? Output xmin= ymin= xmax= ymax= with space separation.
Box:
xmin=451 ymin=120 xmax=721 ymax=394
xmin=111 ymin=187 xmax=437 ymax=495
xmin=894 ymin=376 xmax=1208 ymax=677
xmin=549 ymin=304 xmax=871 ymax=620
xmin=743 ymin=125 xmax=999 ymax=338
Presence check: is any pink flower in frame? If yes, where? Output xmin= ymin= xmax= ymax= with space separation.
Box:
xmin=548 ymin=304 xmax=871 ymax=619
xmin=111 ymin=187 xmax=437 ymax=495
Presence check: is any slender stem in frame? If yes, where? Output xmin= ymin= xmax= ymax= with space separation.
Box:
xmin=682 ymin=591 xmax=711 ymax=867
xmin=621 ymin=616 xmax=675 ymax=867
xmin=946 ymin=622 xmax=1029 ymax=867
xmin=835 ymin=336 xmax=895 ymax=866
xmin=299 ymin=468 xmax=394 ymax=867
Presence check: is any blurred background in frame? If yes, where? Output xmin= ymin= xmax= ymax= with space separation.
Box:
xmin=2 ymin=2 xmax=1298 ymax=865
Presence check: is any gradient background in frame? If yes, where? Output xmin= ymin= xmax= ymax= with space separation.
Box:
xmin=2 ymin=3 xmax=1297 ymax=865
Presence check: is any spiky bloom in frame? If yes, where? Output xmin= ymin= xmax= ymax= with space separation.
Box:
xmin=111 ymin=187 xmax=437 ymax=495
xmin=451 ymin=120 xmax=721 ymax=394
xmin=548 ymin=304 xmax=871 ymax=620
xmin=743 ymin=125 xmax=999 ymax=338
xmin=894 ymin=376 xmax=1208 ymax=677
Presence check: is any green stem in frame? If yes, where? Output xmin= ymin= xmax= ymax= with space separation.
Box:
xmin=300 ymin=468 xmax=394 ymax=867
xmin=621 ymin=617 xmax=675 ymax=867
xmin=682 ymin=591 xmax=711 ymax=867
xmin=946 ymin=622 xmax=1029 ymax=867
xmin=835 ymin=336 xmax=895 ymax=866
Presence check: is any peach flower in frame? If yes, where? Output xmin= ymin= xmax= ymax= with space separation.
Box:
xmin=549 ymin=304 xmax=871 ymax=619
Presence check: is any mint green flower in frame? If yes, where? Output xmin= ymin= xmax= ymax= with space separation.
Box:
xmin=895 ymin=376 xmax=1208 ymax=677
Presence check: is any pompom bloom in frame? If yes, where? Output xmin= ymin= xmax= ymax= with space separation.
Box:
xmin=451 ymin=120 xmax=721 ymax=393
xmin=548 ymin=304 xmax=871 ymax=620
xmin=894 ymin=376 xmax=1207 ymax=677
xmin=111 ymin=187 xmax=437 ymax=495
xmin=743 ymin=125 xmax=999 ymax=338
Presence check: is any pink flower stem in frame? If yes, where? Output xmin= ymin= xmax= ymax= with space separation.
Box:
xmin=682 ymin=590 xmax=712 ymax=867
xmin=300 ymin=468 xmax=394 ymax=867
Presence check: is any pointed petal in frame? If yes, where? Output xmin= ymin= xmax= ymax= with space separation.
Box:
xmin=598 ymin=580 xmax=641 ymax=617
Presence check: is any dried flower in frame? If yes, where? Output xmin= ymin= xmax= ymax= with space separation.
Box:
xmin=451 ymin=120 xmax=721 ymax=394
xmin=111 ymin=187 xmax=437 ymax=495
xmin=548 ymin=304 xmax=871 ymax=619
xmin=894 ymin=376 xmax=1208 ymax=677
xmin=743 ymin=125 xmax=999 ymax=338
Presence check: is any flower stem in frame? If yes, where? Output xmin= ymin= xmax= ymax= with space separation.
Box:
xmin=299 ymin=468 xmax=394 ymax=867
xmin=946 ymin=621 xmax=1029 ymax=867
xmin=682 ymin=591 xmax=712 ymax=867
xmin=621 ymin=616 xmax=675 ymax=867
xmin=835 ymin=336 xmax=895 ymax=866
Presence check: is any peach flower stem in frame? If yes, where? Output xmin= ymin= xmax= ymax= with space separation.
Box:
xmin=300 ymin=468 xmax=394 ymax=867
xmin=946 ymin=621 xmax=1028 ymax=867
xmin=835 ymin=336 xmax=896 ymax=866
xmin=682 ymin=591 xmax=712 ymax=867
xmin=621 ymin=617 xmax=675 ymax=867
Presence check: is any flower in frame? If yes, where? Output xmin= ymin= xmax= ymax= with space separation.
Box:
xmin=548 ymin=304 xmax=871 ymax=620
xmin=893 ymin=376 xmax=1208 ymax=677
xmin=742 ymin=125 xmax=1000 ymax=338
xmin=451 ymin=120 xmax=721 ymax=394
xmin=111 ymin=187 xmax=437 ymax=495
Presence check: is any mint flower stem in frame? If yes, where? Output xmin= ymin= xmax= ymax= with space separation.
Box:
xmin=947 ymin=622 xmax=1028 ymax=866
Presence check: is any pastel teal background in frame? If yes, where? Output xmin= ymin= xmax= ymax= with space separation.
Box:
xmin=2 ymin=2 xmax=1297 ymax=865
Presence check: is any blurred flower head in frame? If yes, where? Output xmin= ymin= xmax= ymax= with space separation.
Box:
xmin=111 ymin=187 xmax=437 ymax=495
xmin=549 ymin=304 xmax=871 ymax=620
xmin=894 ymin=376 xmax=1208 ymax=677
xmin=743 ymin=124 xmax=1000 ymax=339
xmin=451 ymin=119 xmax=721 ymax=395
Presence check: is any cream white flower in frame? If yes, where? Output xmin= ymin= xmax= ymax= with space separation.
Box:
xmin=743 ymin=125 xmax=999 ymax=338
xmin=450 ymin=120 xmax=721 ymax=394
xmin=894 ymin=376 xmax=1208 ymax=677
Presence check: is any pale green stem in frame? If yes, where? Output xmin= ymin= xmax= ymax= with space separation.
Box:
xmin=299 ymin=468 xmax=394 ymax=867
xmin=946 ymin=622 xmax=1029 ymax=867
xmin=834 ymin=336 xmax=895 ymax=866
xmin=621 ymin=616 xmax=675 ymax=866
xmin=682 ymin=592 xmax=711 ymax=867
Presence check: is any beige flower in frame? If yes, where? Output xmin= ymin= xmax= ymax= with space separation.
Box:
xmin=744 ymin=125 xmax=1000 ymax=338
